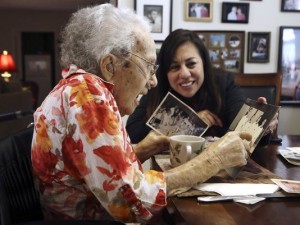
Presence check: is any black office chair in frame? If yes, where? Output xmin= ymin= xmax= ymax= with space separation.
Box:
xmin=0 ymin=110 xmax=34 ymax=122
xmin=0 ymin=110 xmax=34 ymax=140
xmin=0 ymin=126 xmax=43 ymax=224
xmin=234 ymin=72 xmax=282 ymax=106
xmin=239 ymin=85 xmax=277 ymax=105
xmin=0 ymin=126 xmax=126 ymax=225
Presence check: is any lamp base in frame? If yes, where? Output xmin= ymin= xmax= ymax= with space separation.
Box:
xmin=1 ymin=71 xmax=11 ymax=82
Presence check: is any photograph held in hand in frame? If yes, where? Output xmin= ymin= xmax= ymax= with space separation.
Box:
xmin=146 ymin=92 xmax=209 ymax=137
xmin=226 ymin=98 xmax=280 ymax=178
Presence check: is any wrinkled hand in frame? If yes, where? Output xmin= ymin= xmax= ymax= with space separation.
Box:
xmin=197 ymin=110 xmax=223 ymax=127
xmin=205 ymin=131 xmax=252 ymax=170
xmin=257 ymin=97 xmax=279 ymax=135
xmin=134 ymin=131 xmax=170 ymax=163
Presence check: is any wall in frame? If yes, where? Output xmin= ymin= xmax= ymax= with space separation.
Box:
xmin=120 ymin=0 xmax=300 ymax=73
xmin=119 ymin=0 xmax=300 ymax=135
xmin=278 ymin=106 xmax=300 ymax=135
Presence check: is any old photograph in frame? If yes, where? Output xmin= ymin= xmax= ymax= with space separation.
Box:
xmin=146 ymin=92 xmax=208 ymax=137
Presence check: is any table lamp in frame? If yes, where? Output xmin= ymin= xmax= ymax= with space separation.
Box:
xmin=0 ymin=50 xmax=16 ymax=82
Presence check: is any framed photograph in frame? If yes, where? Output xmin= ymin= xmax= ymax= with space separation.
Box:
xmin=134 ymin=0 xmax=172 ymax=42
xmin=221 ymin=2 xmax=249 ymax=24
xmin=247 ymin=32 xmax=270 ymax=63
xmin=281 ymin=0 xmax=300 ymax=12
xmin=184 ymin=0 xmax=213 ymax=22
xmin=195 ymin=30 xmax=245 ymax=73
xmin=278 ymin=26 xmax=300 ymax=102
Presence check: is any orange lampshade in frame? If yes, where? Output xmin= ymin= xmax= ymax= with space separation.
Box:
xmin=0 ymin=50 xmax=16 ymax=81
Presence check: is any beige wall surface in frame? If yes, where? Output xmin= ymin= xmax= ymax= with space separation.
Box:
xmin=278 ymin=106 xmax=300 ymax=135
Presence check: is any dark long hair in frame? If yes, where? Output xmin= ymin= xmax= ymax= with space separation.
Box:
xmin=146 ymin=29 xmax=221 ymax=118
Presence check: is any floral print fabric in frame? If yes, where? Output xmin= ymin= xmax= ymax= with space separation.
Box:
xmin=31 ymin=64 xmax=166 ymax=223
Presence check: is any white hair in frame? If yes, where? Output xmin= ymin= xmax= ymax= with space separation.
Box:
xmin=60 ymin=3 xmax=151 ymax=75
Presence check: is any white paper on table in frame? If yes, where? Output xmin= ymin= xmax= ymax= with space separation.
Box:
xmin=233 ymin=197 xmax=266 ymax=205
xmin=194 ymin=183 xmax=279 ymax=196
xmin=286 ymin=147 xmax=300 ymax=153
xmin=279 ymin=148 xmax=300 ymax=166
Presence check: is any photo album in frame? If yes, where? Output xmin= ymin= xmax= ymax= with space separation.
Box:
xmin=146 ymin=92 xmax=280 ymax=178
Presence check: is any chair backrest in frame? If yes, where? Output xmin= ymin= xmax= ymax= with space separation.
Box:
xmin=0 ymin=127 xmax=126 ymax=225
xmin=0 ymin=91 xmax=34 ymax=139
xmin=0 ymin=126 xmax=43 ymax=225
xmin=234 ymin=72 xmax=282 ymax=106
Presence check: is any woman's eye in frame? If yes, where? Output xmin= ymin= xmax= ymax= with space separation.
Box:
xmin=169 ymin=64 xmax=179 ymax=71
xmin=187 ymin=61 xmax=197 ymax=67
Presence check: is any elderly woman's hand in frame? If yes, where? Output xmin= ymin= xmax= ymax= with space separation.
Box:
xmin=204 ymin=131 xmax=252 ymax=169
xmin=257 ymin=97 xmax=279 ymax=135
xmin=134 ymin=131 xmax=170 ymax=163
xmin=165 ymin=131 xmax=252 ymax=196
xmin=197 ymin=110 xmax=223 ymax=128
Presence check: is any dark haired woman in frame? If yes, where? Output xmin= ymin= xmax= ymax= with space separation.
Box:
xmin=126 ymin=29 xmax=277 ymax=143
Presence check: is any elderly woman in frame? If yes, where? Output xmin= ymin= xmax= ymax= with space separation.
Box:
xmin=31 ymin=4 xmax=251 ymax=224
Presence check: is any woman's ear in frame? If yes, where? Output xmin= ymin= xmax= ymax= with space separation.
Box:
xmin=99 ymin=54 xmax=117 ymax=81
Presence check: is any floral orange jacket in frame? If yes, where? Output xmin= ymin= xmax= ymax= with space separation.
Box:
xmin=31 ymin=65 xmax=166 ymax=223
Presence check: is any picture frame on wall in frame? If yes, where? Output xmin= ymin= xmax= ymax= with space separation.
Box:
xmin=195 ymin=30 xmax=245 ymax=73
xmin=184 ymin=0 xmax=213 ymax=22
xmin=278 ymin=26 xmax=300 ymax=102
xmin=281 ymin=0 xmax=300 ymax=12
xmin=221 ymin=2 xmax=249 ymax=24
xmin=247 ymin=32 xmax=270 ymax=63
xmin=134 ymin=0 xmax=172 ymax=42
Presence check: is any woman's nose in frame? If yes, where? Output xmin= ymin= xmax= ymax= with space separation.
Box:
xmin=179 ymin=66 xmax=191 ymax=78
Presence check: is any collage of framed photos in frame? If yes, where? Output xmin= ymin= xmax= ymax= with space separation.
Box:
xmin=133 ymin=0 xmax=272 ymax=69
xmin=196 ymin=31 xmax=245 ymax=73
xmin=134 ymin=0 xmax=300 ymax=102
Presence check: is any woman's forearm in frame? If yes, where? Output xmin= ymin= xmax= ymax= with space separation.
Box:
xmin=164 ymin=150 xmax=220 ymax=196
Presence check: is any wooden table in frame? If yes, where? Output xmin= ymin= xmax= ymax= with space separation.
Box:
xmin=155 ymin=135 xmax=300 ymax=225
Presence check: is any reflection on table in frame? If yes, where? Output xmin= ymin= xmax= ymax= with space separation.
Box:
xmin=153 ymin=135 xmax=300 ymax=225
